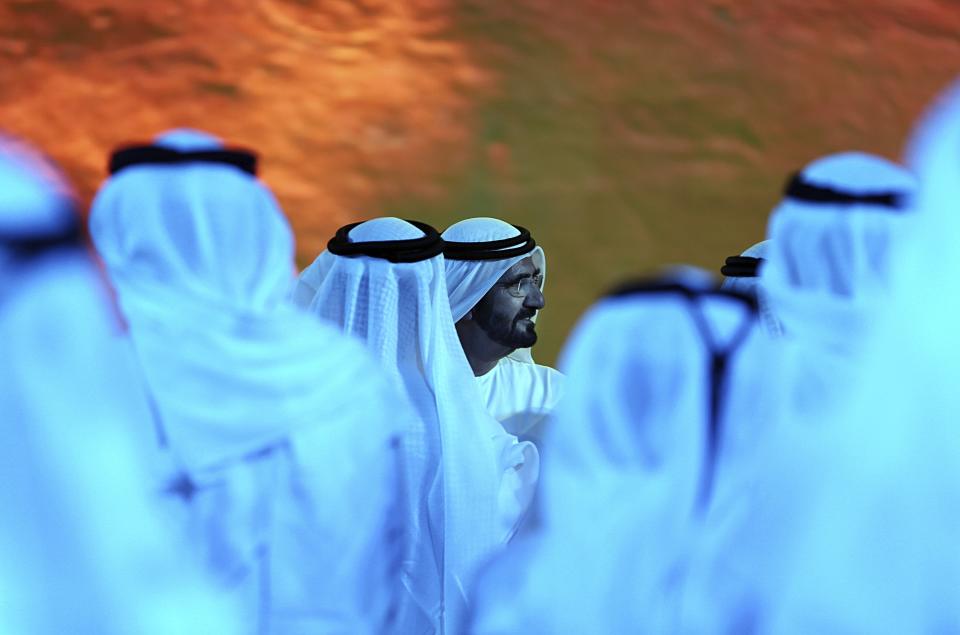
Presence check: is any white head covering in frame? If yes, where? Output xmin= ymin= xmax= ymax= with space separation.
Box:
xmin=470 ymin=272 xmax=759 ymax=634
xmin=293 ymin=217 xmax=539 ymax=633
xmin=442 ymin=217 xmax=546 ymax=364
xmin=896 ymin=76 xmax=960 ymax=352
xmin=720 ymin=241 xmax=767 ymax=294
xmin=762 ymin=152 xmax=916 ymax=350
xmin=90 ymin=130 xmax=403 ymax=633
xmin=90 ymin=129 xmax=394 ymax=470
xmin=721 ymin=240 xmax=783 ymax=336
xmin=756 ymin=153 xmax=917 ymax=431
xmin=0 ymin=138 xmax=75 ymax=237
xmin=0 ymin=137 xmax=240 ymax=634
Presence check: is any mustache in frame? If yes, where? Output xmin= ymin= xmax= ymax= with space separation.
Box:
xmin=515 ymin=310 xmax=537 ymax=322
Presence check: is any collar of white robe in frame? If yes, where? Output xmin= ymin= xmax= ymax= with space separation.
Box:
xmin=607 ymin=278 xmax=758 ymax=512
xmin=443 ymin=224 xmax=536 ymax=261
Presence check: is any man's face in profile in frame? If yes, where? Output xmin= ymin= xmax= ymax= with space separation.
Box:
xmin=472 ymin=257 xmax=545 ymax=350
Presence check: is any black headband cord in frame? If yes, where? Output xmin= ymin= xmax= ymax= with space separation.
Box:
xmin=443 ymin=225 xmax=537 ymax=261
xmin=0 ymin=220 xmax=84 ymax=312
xmin=606 ymin=280 xmax=758 ymax=310
xmin=683 ymin=295 xmax=755 ymax=514
xmin=783 ymin=171 xmax=907 ymax=210
xmin=108 ymin=145 xmax=259 ymax=177
xmin=2 ymin=224 xmax=83 ymax=258
xmin=720 ymin=255 xmax=764 ymax=278
xmin=326 ymin=220 xmax=444 ymax=264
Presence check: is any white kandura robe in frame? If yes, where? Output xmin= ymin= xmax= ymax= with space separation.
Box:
xmin=90 ymin=130 xmax=404 ymax=635
xmin=442 ymin=217 xmax=565 ymax=437
xmin=475 ymin=356 xmax=565 ymax=438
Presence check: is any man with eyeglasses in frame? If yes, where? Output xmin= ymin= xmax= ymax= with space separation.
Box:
xmin=442 ymin=218 xmax=565 ymax=439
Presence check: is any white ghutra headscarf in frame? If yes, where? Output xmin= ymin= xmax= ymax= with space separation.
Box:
xmin=441 ymin=217 xmax=564 ymax=436
xmin=442 ymin=217 xmax=545 ymax=335
xmin=760 ymin=152 xmax=916 ymax=423
xmin=0 ymin=136 xmax=241 ymax=634
xmin=293 ymin=217 xmax=540 ymax=634
xmin=470 ymin=272 xmax=760 ymax=634
xmin=90 ymin=130 xmax=403 ymax=634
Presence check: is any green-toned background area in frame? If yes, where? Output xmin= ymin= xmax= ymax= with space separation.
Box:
xmin=3 ymin=0 xmax=960 ymax=365
xmin=370 ymin=1 xmax=960 ymax=365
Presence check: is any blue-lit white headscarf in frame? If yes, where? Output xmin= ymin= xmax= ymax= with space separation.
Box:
xmin=0 ymin=136 xmax=240 ymax=634
xmin=90 ymin=130 xmax=404 ymax=633
xmin=760 ymin=152 xmax=916 ymax=424
xmin=470 ymin=271 xmax=760 ymax=634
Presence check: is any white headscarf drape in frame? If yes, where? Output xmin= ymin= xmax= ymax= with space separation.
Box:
xmin=441 ymin=218 xmax=546 ymax=350
xmin=90 ymin=132 xmax=388 ymax=466
xmin=89 ymin=130 xmax=390 ymax=470
xmin=470 ymin=274 xmax=759 ymax=634
xmin=760 ymin=152 xmax=916 ymax=422
xmin=0 ymin=137 xmax=240 ymax=634
xmin=293 ymin=218 xmax=539 ymax=634
xmin=90 ymin=130 xmax=403 ymax=633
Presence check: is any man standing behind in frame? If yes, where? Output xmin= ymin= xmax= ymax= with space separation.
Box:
xmin=442 ymin=218 xmax=565 ymax=439
xmin=293 ymin=217 xmax=540 ymax=634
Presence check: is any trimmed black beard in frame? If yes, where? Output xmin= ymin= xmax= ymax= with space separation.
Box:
xmin=474 ymin=299 xmax=538 ymax=350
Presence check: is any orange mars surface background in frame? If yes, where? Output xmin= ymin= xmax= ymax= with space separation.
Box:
xmin=4 ymin=0 xmax=960 ymax=361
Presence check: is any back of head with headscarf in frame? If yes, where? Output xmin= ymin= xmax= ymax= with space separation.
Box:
xmin=469 ymin=270 xmax=761 ymax=634
xmin=762 ymin=152 xmax=916 ymax=347
xmin=293 ymin=217 xmax=540 ymax=634
xmin=0 ymin=135 xmax=240 ymax=634
xmin=90 ymin=130 xmax=404 ymax=633
xmin=91 ymin=128 xmax=396 ymax=469
xmin=759 ymin=152 xmax=916 ymax=424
